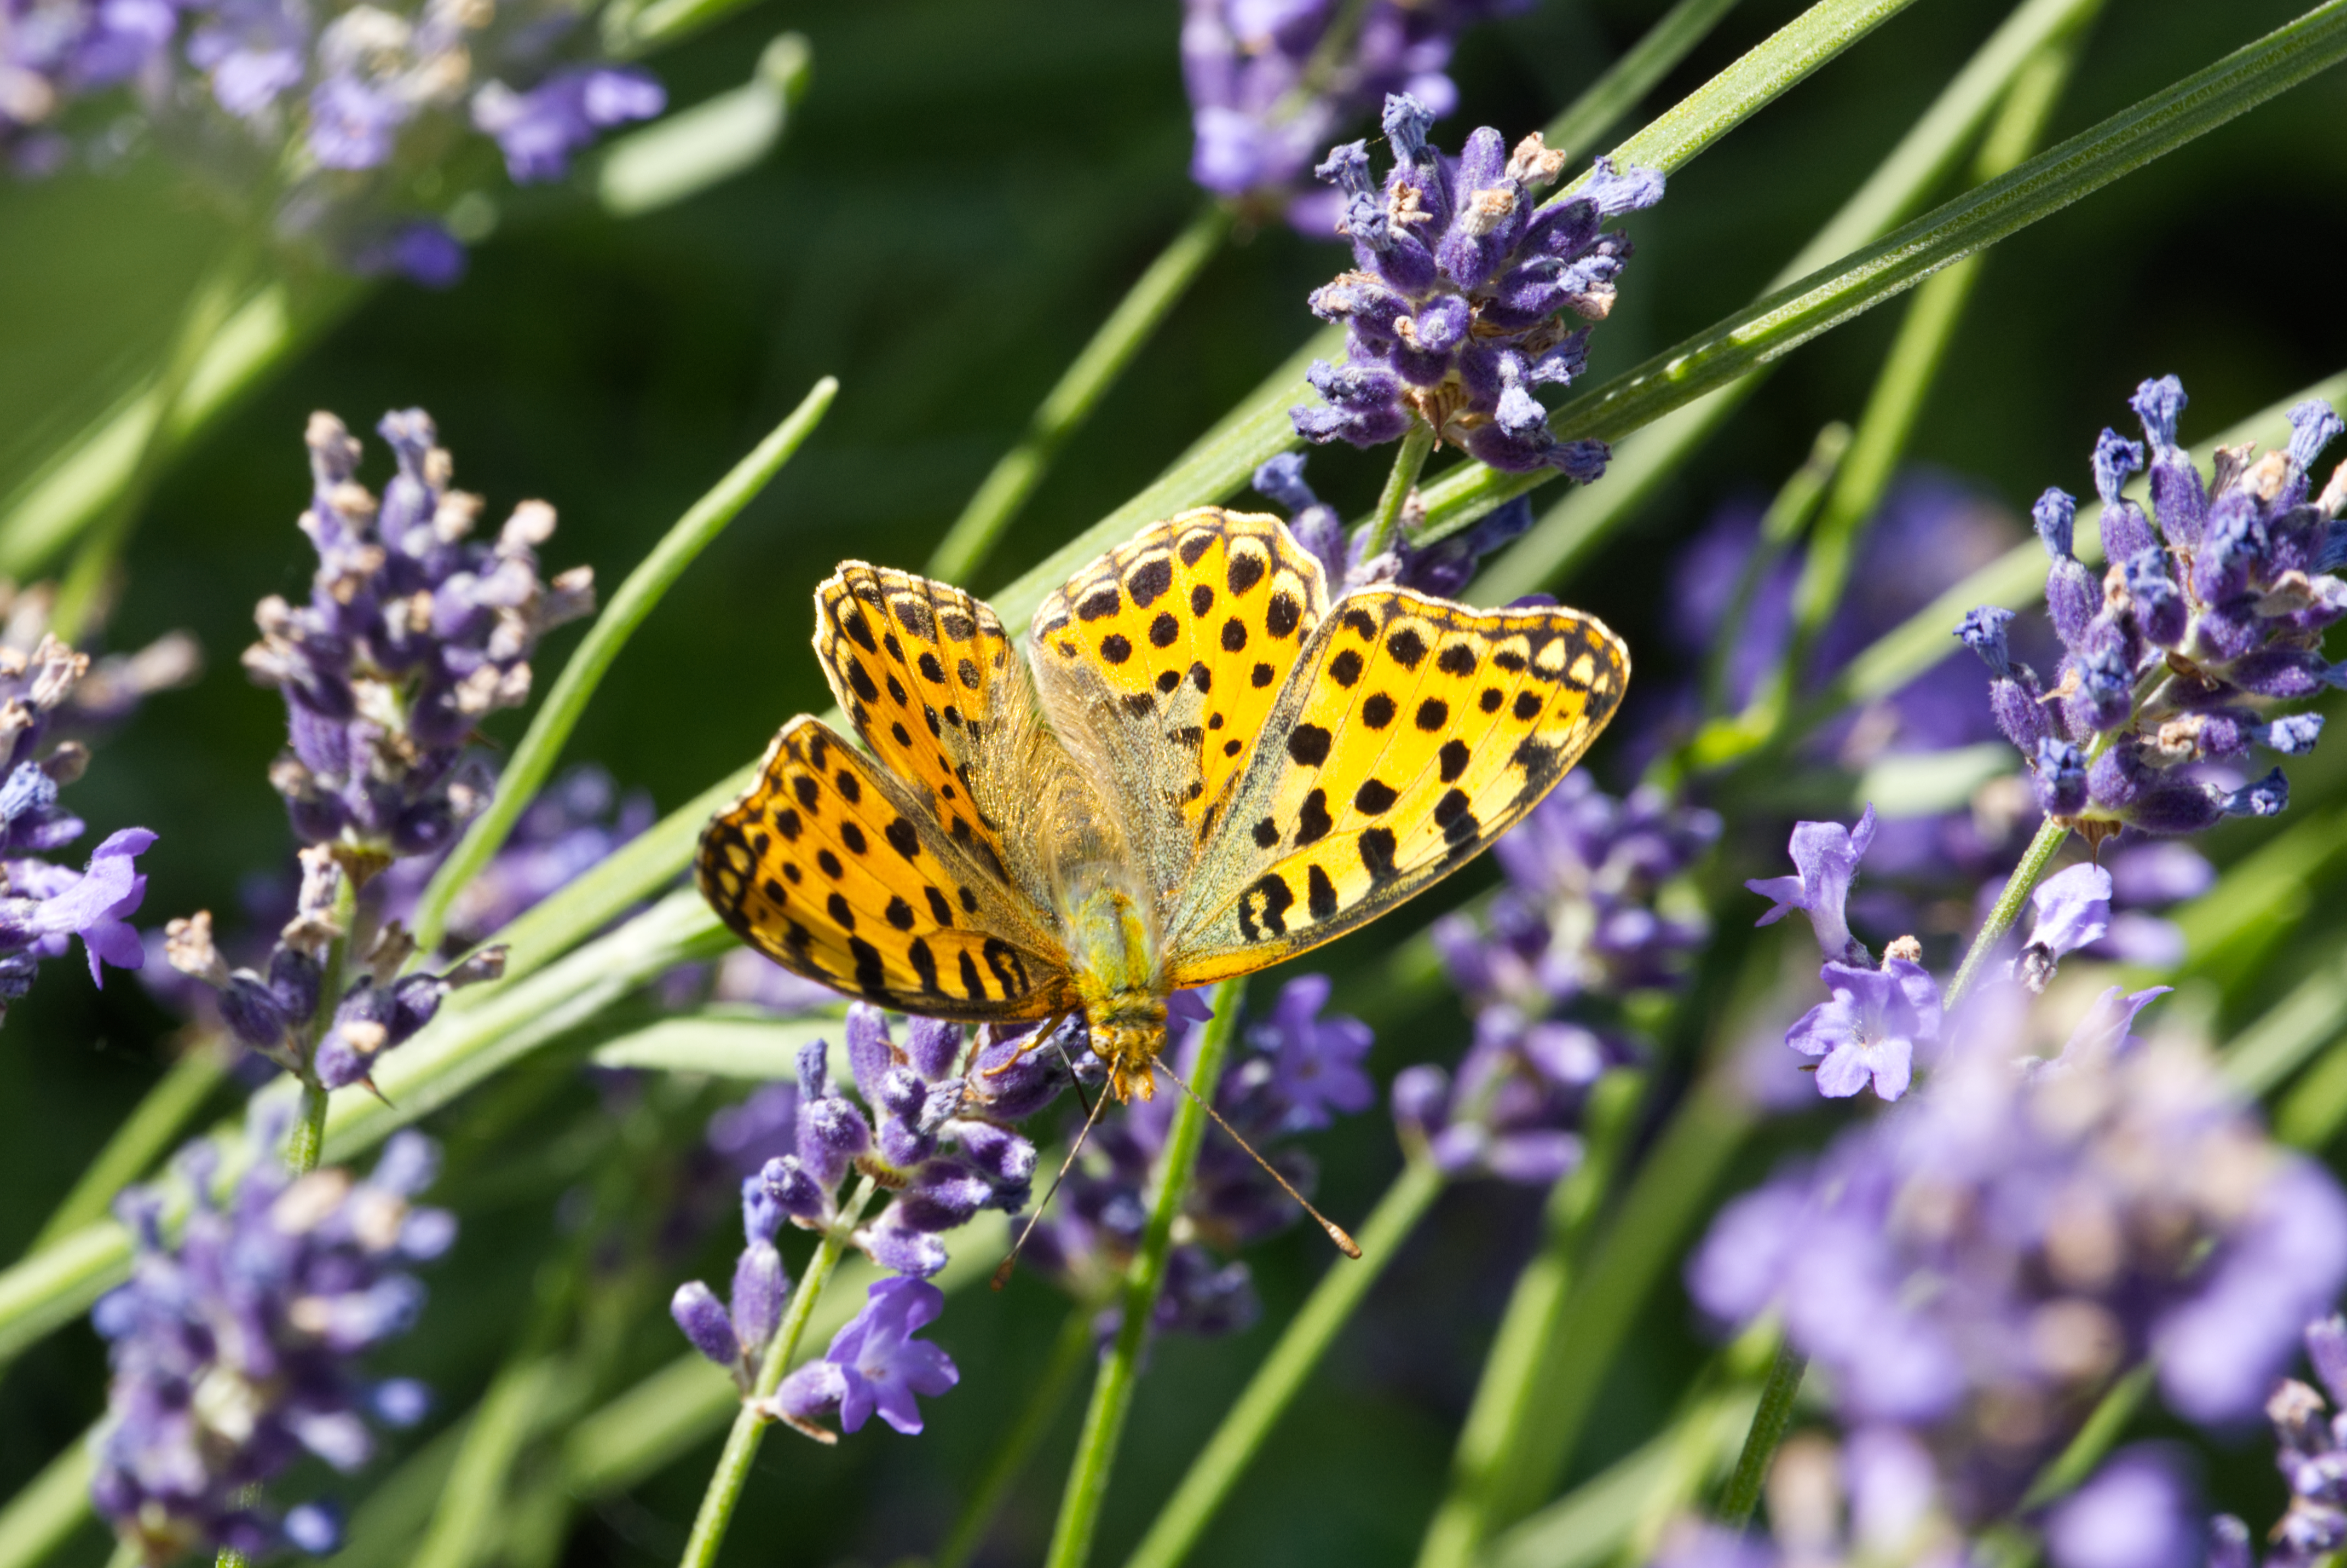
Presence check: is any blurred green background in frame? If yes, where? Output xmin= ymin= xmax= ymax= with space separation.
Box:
xmin=3 ymin=0 xmax=2346 ymax=1561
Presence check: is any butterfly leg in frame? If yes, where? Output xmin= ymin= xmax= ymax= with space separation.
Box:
xmin=979 ymin=1011 xmax=1073 ymax=1079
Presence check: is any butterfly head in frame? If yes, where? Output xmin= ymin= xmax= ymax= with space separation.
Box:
xmin=1082 ymin=991 xmax=1167 ymax=1103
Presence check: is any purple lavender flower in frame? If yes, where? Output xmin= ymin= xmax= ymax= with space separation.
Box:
xmin=0 ymin=629 xmax=159 ymax=1022
xmin=90 ymin=1123 xmax=451 ymax=1564
xmin=1412 ymin=774 xmax=1713 ymax=1177
xmin=1252 ymin=452 xmax=1535 ymax=598
xmin=1785 ymin=958 xmax=1941 ymax=1102
xmin=1291 ymin=94 xmax=1662 ymax=473
xmin=242 ymin=410 xmax=593 ymax=865
xmin=1962 ymin=377 xmax=2347 ymax=836
xmin=1181 ymin=0 xmax=1528 ymax=217
xmin=376 ymin=764 xmax=651 ymax=952
xmin=1746 ymin=805 xmax=1877 ymax=967
xmin=1647 ymin=1430 xmax=1973 ymax=1568
xmin=2017 ymin=863 xmax=2110 ymax=990
xmin=765 ymin=1277 xmax=958 ymax=1441
xmin=2222 ymin=1315 xmax=2347 ymax=1568
xmin=2044 ymin=1449 xmax=2201 ymax=1568
xmin=1248 ymin=973 xmax=1371 ymax=1131
xmin=1689 ymin=985 xmax=2347 ymax=1523
xmin=470 ymin=64 xmax=662 ymax=182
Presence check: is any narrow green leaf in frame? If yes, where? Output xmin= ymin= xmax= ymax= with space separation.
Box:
xmin=2223 ymin=962 xmax=2347 ymax=1101
xmin=588 ymin=1013 xmax=841 ymax=1077
xmin=410 ymin=377 xmax=837 ymax=958
xmin=1433 ymin=0 xmax=2347 ymax=547
xmin=596 ymin=33 xmax=810 ymax=217
xmin=1471 ymin=0 xmax=2109 ymax=602
xmin=0 ymin=1441 xmax=95 ymax=1568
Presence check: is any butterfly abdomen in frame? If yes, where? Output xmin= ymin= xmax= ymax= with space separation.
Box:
xmin=1056 ymin=865 xmax=1169 ymax=1100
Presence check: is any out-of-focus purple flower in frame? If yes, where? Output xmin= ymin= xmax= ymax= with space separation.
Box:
xmin=2044 ymin=1449 xmax=2201 ymax=1568
xmin=766 ymin=1277 xmax=958 ymax=1440
xmin=1248 ymin=973 xmax=1371 ymax=1132
xmin=1747 ymin=805 xmax=1877 ymax=966
xmin=1252 ymin=452 xmax=1534 ymax=599
xmin=90 ymin=1124 xmax=451 ymax=1565
xmin=1785 ymin=958 xmax=1940 ymax=1102
xmin=243 ymin=410 xmax=593 ymax=863
xmin=1644 ymin=1430 xmax=1969 ymax=1568
xmin=1291 ymin=94 xmax=1661 ymax=474
xmin=1414 ymin=774 xmax=1712 ymax=1178
xmin=1963 ymin=377 xmax=2347 ymax=837
xmin=1689 ymin=987 xmax=2347 ymax=1522
xmin=377 ymin=764 xmax=651 ymax=952
xmin=1181 ymin=0 xmax=1527 ymax=217
xmin=349 ymin=220 xmax=468 ymax=289
xmin=470 ymin=64 xmax=661 ymax=182
xmin=0 ymin=628 xmax=160 ymax=1023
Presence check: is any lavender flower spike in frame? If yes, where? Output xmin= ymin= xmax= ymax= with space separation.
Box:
xmin=1291 ymin=93 xmax=1660 ymax=473
xmin=1746 ymin=804 xmax=1877 ymax=965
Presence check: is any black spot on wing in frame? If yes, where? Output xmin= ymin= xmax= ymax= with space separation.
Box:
xmin=1128 ymin=556 xmax=1174 ymax=607
xmin=1306 ymin=864 xmax=1339 ymax=920
xmin=1287 ymin=724 xmax=1332 ymax=766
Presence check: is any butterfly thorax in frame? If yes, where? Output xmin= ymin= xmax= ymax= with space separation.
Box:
xmin=1058 ymin=866 xmax=1167 ymax=1103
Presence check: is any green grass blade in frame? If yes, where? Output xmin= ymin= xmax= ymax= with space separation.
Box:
xmin=1430 ymin=0 xmax=2347 ymax=547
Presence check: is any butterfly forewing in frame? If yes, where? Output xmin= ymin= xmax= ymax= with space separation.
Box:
xmin=814 ymin=563 xmax=1025 ymax=887
xmin=1029 ymin=509 xmax=1330 ymax=894
xmin=696 ymin=716 xmax=1070 ymax=1019
xmin=1162 ymin=591 xmax=1629 ymax=983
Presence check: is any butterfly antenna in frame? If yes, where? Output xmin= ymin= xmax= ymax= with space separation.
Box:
xmin=1168 ymin=1071 xmax=1362 ymax=1259
xmin=993 ymin=1069 xmax=1114 ymax=1291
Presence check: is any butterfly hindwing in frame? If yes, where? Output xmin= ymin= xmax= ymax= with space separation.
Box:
xmin=1029 ymin=509 xmax=1330 ymax=894
xmin=695 ymin=716 xmax=1069 ymax=1020
xmin=1163 ymin=590 xmax=1630 ymax=983
xmin=815 ymin=563 xmax=1024 ymax=886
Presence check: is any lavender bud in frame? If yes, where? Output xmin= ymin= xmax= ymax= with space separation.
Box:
xmin=845 ymin=1003 xmax=893 ymax=1098
xmin=2091 ymin=428 xmax=2145 ymax=506
xmin=2123 ymin=548 xmax=2187 ymax=647
xmin=670 ymin=1281 xmax=741 ymax=1369
xmin=1955 ymin=606 xmax=2015 ymax=676
xmin=2034 ymin=739 xmax=2089 ymax=816
xmin=730 ymin=1241 xmax=787 ymax=1352
xmin=741 ymin=1172 xmax=783 ymax=1243
xmin=904 ymin=1015 xmax=961 ymax=1081
xmin=2222 ymin=768 xmax=2290 ymax=818
xmin=763 ymin=1155 xmax=831 ymax=1225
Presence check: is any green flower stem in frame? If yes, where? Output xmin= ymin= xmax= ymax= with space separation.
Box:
xmin=1477 ymin=1071 xmax=1762 ymax=1538
xmin=1543 ymin=0 xmax=1748 ymax=154
xmin=1714 ymin=1341 xmax=1808 ymax=1528
xmin=409 ymin=377 xmax=838 ymax=958
xmin=1043 ymin=981 xmax=1245 ymax=1568
xmin=1120 ymin=1155 xmax=1447 ymax=1568
xmin=1468 ymin=0 xmax=2106 ymax=601
xmin=1429 ymin=0 xmax=2347 ymax=550
xmin=1946 ymin=816 xmax=2070 ymax=1010
xmin=1415 ymin=1071 xmax=1642 ymax=1568
xmin=0 ymin=1440 xmax=94 ymax=1568
xmin=1360 ymin=421 xmax=1438 ymax=562
xmin=935 ymin=1305 xmax=1098 ymax=1568
xmin=284 ymin=869 xmax=364 ymax=1179
xmin=28 ymin=1046 xmax=226 ymax=1252
xmin=2017 ymin=1364 xmax=2153 ymax=1511
xmin=677 ymin=1175 xmax=878 ymax=1568
xmin=927 ymin=206 xmax=1232 ymax=587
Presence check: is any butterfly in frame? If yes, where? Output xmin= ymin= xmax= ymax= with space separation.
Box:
xmin=696 ymin=506 xmax=1628 ymax=1108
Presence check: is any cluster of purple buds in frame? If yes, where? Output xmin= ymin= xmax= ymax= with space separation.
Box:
xmin=378 ymin=763 xmax=651 ymax=953
xmin=0 ymin=627 xmax=156 ymax=1021
xmin=1024 ymin=981 xmax=1370 ymax=1340
xmin=1253 ymin=451 xmax=1536 ymax=599
xmin=1960 ymin=376 xmax=2347 ymax=837
xmin=4 ymin=0 xmax=661 ymax=279
xmin=670 ymin=1157 xmax=794 ymax=1392
xmin=164 ymin=845 xmax=504 ymax=1088
xmin=1404 ymin=775 xmax=1715 ymax=1179
xmin=90 ymin=1124 xmax=452 ymax=1564
xmin=1180 ymin=0 xmax=1525 ymax=217
xmin=1690 ymin=973 xmax=2347 ymax=1526
xmin=1291 ymin=93 xmax=1663 ymax=476
xmin=2216 ymin=1315 xmax=2347 ymax=1568
xmin=243 ymin=409 xmax=593 ymax=868
xmin=757 ymin=1007 xmax=1039 ymax=1281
